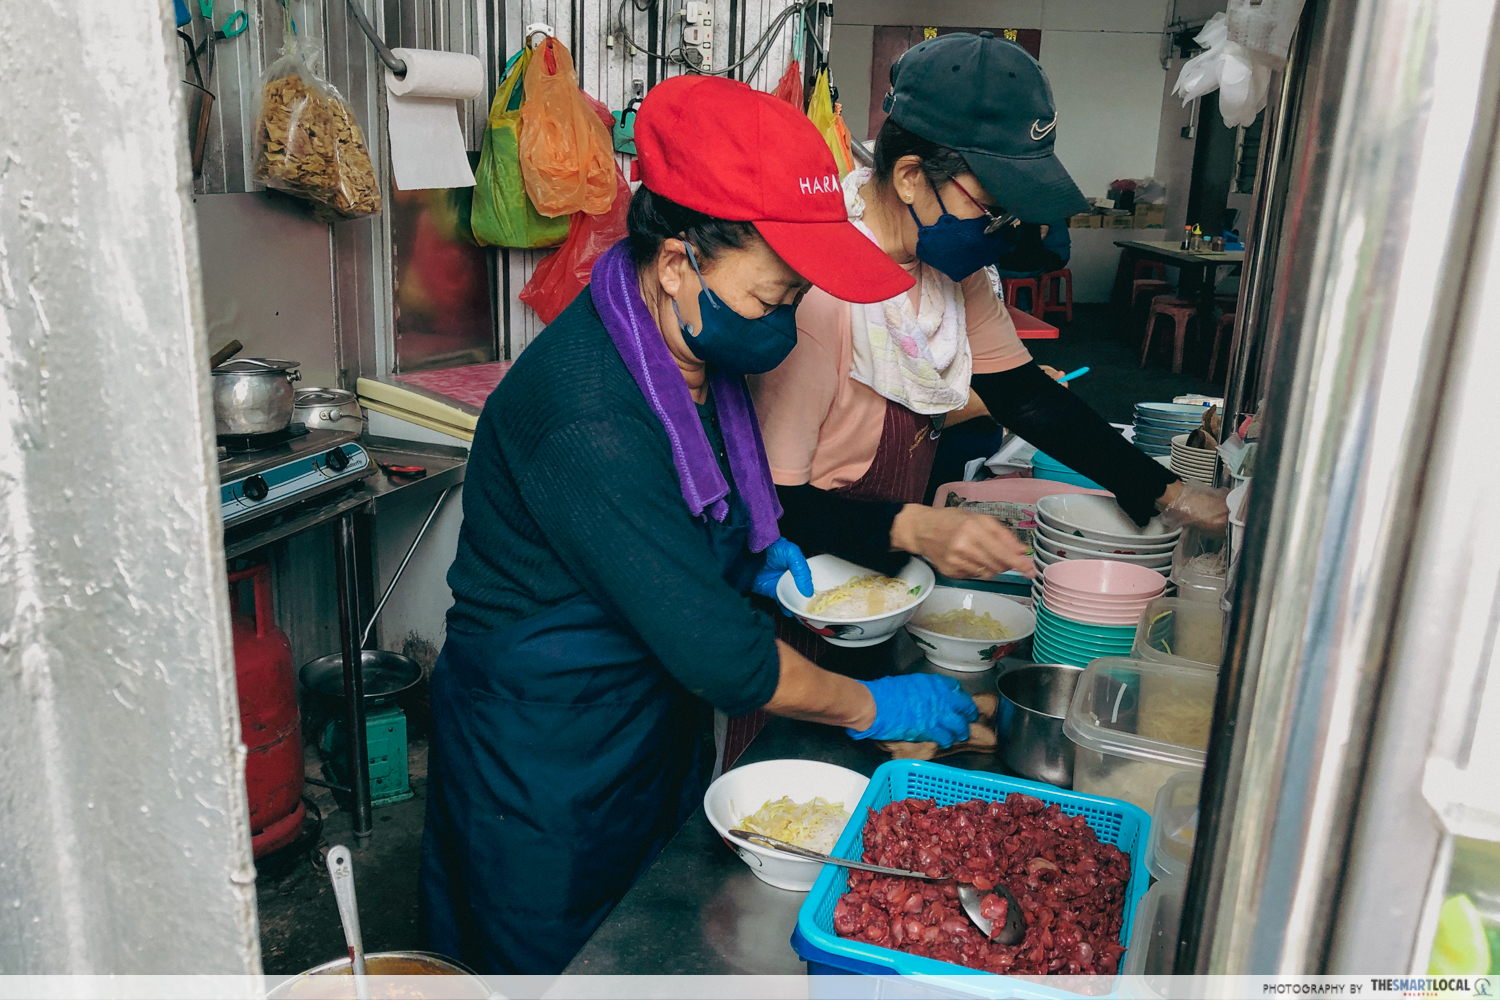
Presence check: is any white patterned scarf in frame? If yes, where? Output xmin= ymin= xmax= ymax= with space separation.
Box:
xmin=843 ymin=168 xmax=973 ymax=415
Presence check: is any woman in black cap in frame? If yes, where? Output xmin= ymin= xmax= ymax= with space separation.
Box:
xmin=751 ymin=32 xmax=1227 ymax=601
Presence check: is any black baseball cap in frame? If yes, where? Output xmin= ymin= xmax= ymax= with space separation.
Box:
xmin=883 ymin=32 xmax=1089 ymax=223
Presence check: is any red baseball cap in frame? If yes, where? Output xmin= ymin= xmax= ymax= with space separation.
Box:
xmin=634 ymin=75 xmax=914 ymax=304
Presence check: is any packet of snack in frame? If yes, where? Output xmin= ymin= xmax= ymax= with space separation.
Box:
xmin=252 ymin=33 xmax=381 ymax=219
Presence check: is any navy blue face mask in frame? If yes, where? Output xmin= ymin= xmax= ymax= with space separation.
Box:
xmin=908 ymin=184 xmax=1019 ymax=282
xmin=671 ymin=243 xmax=799 ymax=376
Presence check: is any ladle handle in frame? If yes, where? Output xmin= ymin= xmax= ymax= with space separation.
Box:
xmin=327 ymin=845 xmax=370 ymax=999
xmin=727 ymin=829 xmax=937 ymax=880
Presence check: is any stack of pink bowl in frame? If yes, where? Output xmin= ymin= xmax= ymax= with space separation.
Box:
xmin=1032 ymin=560 xmax=1169 ymax=667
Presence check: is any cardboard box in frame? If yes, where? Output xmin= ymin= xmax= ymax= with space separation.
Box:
xmin=1069 ymin=212 xmax=1101 ymax=228
xmin=1133 ymin=204 xmax=1166 ymax=229
xmin=1103 ymin=214 xmax=1136 ymax=230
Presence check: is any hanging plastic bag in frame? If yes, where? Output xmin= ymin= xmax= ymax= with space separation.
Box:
xmin=806 ymin=70 xmax=853 ymax=177
xmin=251 ymin=32 xmax=380 ymax=219
xmin=1173 ymin=0 xmax=1306 ymax=128
xmin=518 ymin=102 xmax=631 ymax=324
xmin=772 ymin=58 xmax=804 ymax=109
xmin=518 ymin=37 xmax=617 ymax=218
xmin=471 ymin=48 xmax=570 ymax=248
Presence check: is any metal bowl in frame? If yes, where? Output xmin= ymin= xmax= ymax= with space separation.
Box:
xmin=998 ymin=664 xmax=1084 ymax=787
xmin=299 ymin=649 xmax=423 ymax=706
xmin=266 ymin=950 xmax=497 ymax=998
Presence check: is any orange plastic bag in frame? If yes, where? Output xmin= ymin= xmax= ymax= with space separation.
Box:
xmin=772 ymin=58 xmax=804 ymax=109
xmin=519 ymin=37 xmax=617 ymax=218
xmin=519 ymin=100 xmax=631 ymax=324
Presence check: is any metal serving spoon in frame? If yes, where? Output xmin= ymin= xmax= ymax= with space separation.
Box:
xmin=727 ymin=829 xmax=1026 ymax=945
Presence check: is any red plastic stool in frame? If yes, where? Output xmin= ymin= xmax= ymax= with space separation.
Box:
xmin=1038 ymin=269 xmax=1073 ymax=323
xmin=1141 ymin=295 xmax=1199 ymax=373
xmin=1132 ymin=259 xmax=1172 ymax=309
xmin=1001 ymin=277 xmax=1039 ymax=315
xmin=1208 ymin=311 xmax=1235 ymax=381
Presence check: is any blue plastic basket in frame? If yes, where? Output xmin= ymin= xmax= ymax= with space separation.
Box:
xmin=793 ymin=760 xmax=1152 ymax=999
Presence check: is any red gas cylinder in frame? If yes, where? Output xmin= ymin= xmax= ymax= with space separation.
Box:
xmin=229 ymin=564 xmax=305 ymax=857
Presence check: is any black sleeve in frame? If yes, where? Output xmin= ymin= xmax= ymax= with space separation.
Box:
xmin=776 ymin=483 xmax=910 ymax=578
xmin=516 ymin=416 xmax=779 ymax=717
xmin=995 ymin=224 xmax=1065 ymax=275
xmin=970 ymin=364 xmax=1178 ymax=525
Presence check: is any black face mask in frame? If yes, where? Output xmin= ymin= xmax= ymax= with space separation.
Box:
xmin=671 ymin=243 xmax=799 ymax=376
xmin=909 ymin=185 xmax=1020 ymax=282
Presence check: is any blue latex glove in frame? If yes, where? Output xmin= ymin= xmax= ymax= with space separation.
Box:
xmin=752 ymin=537 xmax=814 ymax=615
xmin=847 ymin=675 xmax=979 ymax=748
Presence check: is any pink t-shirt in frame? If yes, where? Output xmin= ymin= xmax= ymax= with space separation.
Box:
xmin=749 ymin=261 xmax=1032 ymax=491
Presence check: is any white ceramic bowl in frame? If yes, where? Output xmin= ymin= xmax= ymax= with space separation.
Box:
xmin=1034 ymin=520 xmax=1178 ymax=555
xmin=703 ymin=759 xmax=869 ymax=891
xmin=1036 ymin=494 xmax=1180 ymax=546
xmin=1035 ymin=534 xmax=1174 ymax=568
xmin=906 ymin=588 xmax=1036 ymax=671
xmin=778 ymin=554 xmax=934 ymax=648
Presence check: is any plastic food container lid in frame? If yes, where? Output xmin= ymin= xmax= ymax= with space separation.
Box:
xmin=1063 ymin=656 xmax=1216 ymax=768
xmin=1146 ymin=770 xmax=1200 ymax=881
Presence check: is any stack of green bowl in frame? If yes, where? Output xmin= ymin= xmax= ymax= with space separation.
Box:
xmin=1030 ymin=603 xmax=1138 ymax=667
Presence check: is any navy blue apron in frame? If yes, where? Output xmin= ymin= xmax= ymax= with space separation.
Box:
xmin=421 ymin=401 xmax=757 ymax=974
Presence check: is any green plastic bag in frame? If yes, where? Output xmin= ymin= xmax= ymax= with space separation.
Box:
xmin=471 ymin=48 xmax=569 ymax=249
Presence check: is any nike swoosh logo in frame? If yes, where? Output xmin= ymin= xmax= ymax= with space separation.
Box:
xmin=1031 ymin=115 xmax=1057 ymax=140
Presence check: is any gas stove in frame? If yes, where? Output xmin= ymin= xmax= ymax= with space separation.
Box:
xmin=218 ymin=425 xmax=375 ymax=527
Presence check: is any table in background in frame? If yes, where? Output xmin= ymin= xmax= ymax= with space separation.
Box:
xmin=1114 ymin=239 xmax=1244 ymax=326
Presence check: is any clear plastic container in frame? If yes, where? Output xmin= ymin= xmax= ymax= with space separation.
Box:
xmin=1121 ymin=876 xmax=1185 ymax=982
xmin=1063 ymin=657 xmax=1215 ymax=811
xmin=1146 ymin=770 xmax=1200 ymax=881
xmin=1170 ymin=526 xmax=1227 ymax=605
xmin=1133 ymin=597 xmax=1224 ymax=669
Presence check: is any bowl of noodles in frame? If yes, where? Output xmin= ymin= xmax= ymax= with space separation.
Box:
xmin=704 ymin=758 xmax=868 ymax=890
xmin=905 ymin=587 xmax=1037 ymax=671
xmin=777 ymin=554 xmax=934 ymax=648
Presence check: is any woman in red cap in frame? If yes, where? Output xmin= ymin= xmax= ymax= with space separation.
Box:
xmin=420 ymin=75 xmax=979 ymax=974
xmin=751 ymin=33 xmax=1227 ymax=625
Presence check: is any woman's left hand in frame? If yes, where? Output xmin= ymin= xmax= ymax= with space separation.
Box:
xmin=1157 ymin=480 xmax=1231 ymax=534
xmin=753 ymin=537 xmax=814 ymax=614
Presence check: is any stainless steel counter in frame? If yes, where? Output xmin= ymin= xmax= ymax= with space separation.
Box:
xmin=563 ymin=709 xmax=1012 ymax=974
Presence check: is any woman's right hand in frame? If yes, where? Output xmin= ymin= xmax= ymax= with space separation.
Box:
xmin=890 ymin=505 xmax=1035 ymax=580
xmin=846 ymin=675 xmax=978 ymax=747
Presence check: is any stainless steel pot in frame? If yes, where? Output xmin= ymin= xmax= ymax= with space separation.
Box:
xmin=294 ymin=386 xmax=363 ymax=431
xmin=266 ymin=950 xmax=497 ymax=998
xmin=997 ymin=663 xmax=1084 ymax=787
xmin=211 ymin=357 xmax=300 ymax=436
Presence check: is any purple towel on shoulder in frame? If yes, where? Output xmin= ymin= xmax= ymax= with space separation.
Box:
xmin=589 ymin=241 xmax=782 ymax=553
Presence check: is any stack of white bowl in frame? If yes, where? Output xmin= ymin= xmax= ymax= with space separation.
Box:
xmin=1169 ymin=434 xmax=1217 ymax=485
xmin=1031 ymin=494 xmax=1180 ymax=605
xmin=1133 ymin=403 xmax=1210 ymax=457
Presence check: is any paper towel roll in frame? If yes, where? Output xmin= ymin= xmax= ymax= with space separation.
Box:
xmin=384 ymin=48 xmax=485 ymax=190
xmin=387 ymin=48 xmax=484 ymax=100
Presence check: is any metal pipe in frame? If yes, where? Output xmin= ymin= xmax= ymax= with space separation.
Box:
xmin=1181 ymin=0 xmax=1500 ymax=972
xmin=334 ymin=513 xmax=373 ymax=843
xmin=360 ymin=486 xmax=454 ymax=648
xmin=345 ymin=0 xmax=407 ymax=77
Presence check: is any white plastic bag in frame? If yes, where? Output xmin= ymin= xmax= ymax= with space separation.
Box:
xmin=1174 ymin=0 xmax=1306 ymax=128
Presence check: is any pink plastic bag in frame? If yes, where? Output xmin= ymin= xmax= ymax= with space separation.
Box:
xmin=772 ymin=58 xmax=804 ymax=109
